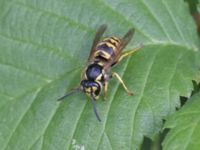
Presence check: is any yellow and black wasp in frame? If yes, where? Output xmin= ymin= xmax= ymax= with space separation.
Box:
xmin=58 ymin=25 xmax=142 ymax=121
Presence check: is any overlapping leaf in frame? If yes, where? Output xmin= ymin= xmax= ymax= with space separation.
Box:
xmin=163 ymin=93 xmax=200 ymax=150
xmin=0 ymin=0 xmax=199 ymax=150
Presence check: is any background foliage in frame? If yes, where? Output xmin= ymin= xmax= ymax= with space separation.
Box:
xmin=0 ymin=0 xmax=200 ymax=150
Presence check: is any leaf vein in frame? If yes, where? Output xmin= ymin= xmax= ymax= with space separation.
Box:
xmin=65 ymin=101 xmax=88 ymax=150
xmin=140 ymin=0 xmax=172 ymax=41
xmin=130 ymin=49 xmax=161 ymax=149
xmin=3 ymin=88 xmax=42 ymax=150
xmin=0 ymin=32 xmax=71 ymax=64
xmin=167 ymin=50 xmax=186 ymax=114
xmin=164 ymin=125 xmax=191 ymax=148
xmin=161 ymin=0 xmax=187 ymax=43
xmin=183 ymin=118 xmax=200 ymax=149
xmin=98 ymin=0 xmax=155 ymax=42
xmin=96 ymin=57 xmax=131 ymax=150
xmin=0 ymin=61 xmax=50 ymax=82
xmin=15 ymin=1 xmax=92 ymax=32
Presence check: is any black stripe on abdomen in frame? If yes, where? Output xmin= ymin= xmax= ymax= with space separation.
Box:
xmin=96 ymin=43 xmax=114 ymax=56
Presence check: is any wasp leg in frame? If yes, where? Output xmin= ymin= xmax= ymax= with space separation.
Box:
xmin=112 ymin=72 xmax=133 ymax=96
xmin=81 ymin=68 xmax=86 ymax=79
xmin=118 ymin=44 xmax=143 ymax=62
xmin=103 ymin=82 xmax=108 ymax=100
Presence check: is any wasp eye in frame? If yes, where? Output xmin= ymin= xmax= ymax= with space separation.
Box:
xmin=94 ymin=87 xmax=100 ymax=96
xmin=80 ymin=80 xmax=87 ymax=87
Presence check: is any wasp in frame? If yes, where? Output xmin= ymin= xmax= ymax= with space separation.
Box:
xmin=58 ymin=25 xmax=142 ymax=121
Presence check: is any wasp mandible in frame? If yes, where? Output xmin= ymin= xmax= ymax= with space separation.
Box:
xmin=58 ymin=25 xmax=142 ymax=121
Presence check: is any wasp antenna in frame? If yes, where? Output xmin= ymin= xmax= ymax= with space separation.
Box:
xmin=57 ymin=88 xmax=81 ymax=101
xmin=91 ymin=95 xmax=101 ymax=122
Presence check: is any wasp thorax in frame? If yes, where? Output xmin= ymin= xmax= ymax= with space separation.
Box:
xmin=80 ymin=80 xmax=101 ymax=98
xmin=86 ymin=63 xmax=104 ymax=81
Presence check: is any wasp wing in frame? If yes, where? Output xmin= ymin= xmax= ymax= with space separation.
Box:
xmin=111 ymin=28 xmax=135 ymax=66
xmin=120 ymin=28 xmax=135 ymax=50
xmin=88 ymin=24 xmax=107 ymax=61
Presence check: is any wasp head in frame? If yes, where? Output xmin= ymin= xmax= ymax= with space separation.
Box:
xmin=80 ymin=80 xmax=102 ymax=99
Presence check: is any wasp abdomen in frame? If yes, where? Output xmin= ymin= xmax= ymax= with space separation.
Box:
xmin=106 ymin=36 xmax=121 ymax=46
xmin=94 ymin=37 xmax=121 ymax=61
xmin=95 ymin=38 xmax=119 ymax=61
xmin=96 ymin=44 xmax=114 ymax=56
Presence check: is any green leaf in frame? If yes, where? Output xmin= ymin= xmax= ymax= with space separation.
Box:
xmin=163 ymin=92 xmax=200 ymax=150
xmin=0 ymin=0 xmax=199 ymax=150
